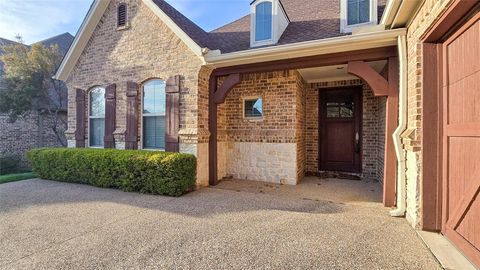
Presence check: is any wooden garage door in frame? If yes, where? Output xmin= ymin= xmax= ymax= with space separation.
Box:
xmin=442 ymin=13 xmax=480 ymax=266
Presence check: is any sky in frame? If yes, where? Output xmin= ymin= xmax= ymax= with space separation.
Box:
xmin=0 ymin=0 xmax=251 ymax=44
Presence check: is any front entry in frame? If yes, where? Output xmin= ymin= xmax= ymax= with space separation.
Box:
xmin=319 ymin=87 xmax=362 ymax=173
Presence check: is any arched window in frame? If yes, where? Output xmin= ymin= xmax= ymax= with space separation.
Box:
xmin=255 ymin=1 xmax=273 ymax=41
xmin=89 ymin=86 xmax=105 ymax=147
xmin=142 ymin=80 xmax=166 ymax=149
xmin=117 ymin=3 xmax=127 ymax=27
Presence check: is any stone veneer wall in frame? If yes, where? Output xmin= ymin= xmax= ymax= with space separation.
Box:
xmin=64 ymin=0 xmax=208 ymax=185
xmin=403 ymin=0 xmax=454 ymax=228
xmin=305 ymin=79 xmax=386 ymax=181
xmin=217 ymin=70 xmax=305 ymax=185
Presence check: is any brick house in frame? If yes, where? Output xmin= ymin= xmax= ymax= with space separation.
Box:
xmin=0 ymin=33 xmax=74 ymax=169
xmin=56 ymin=0 xmax=479 ymax=265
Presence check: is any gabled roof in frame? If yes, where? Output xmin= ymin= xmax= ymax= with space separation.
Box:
xmin=33 ymin=32 xmax=74 ymax=55
xmin=55 ymin=0 xmax=208 ymax=80
xmin=209 ymin=0 xmax=387 ymax=53
xmin=151 ymin=0 xmax=212 ymax=48
xmin=0 ymin=38 xmax=25 ymax=55
xmin=56 ymin=0 xmax=389 ymax=80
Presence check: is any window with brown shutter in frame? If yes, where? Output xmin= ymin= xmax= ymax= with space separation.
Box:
xmin=88 ymin=87 xmax=106 ymax=147
xmin=104 ymin=84 xmax=116 ymax=148
xmin=165 ymin=76 xmax=181 ymax=152
xmin=142 ymin=80 xmax=167 ymax=150
xmin=117 ymin=3 xmax=127 ymax=27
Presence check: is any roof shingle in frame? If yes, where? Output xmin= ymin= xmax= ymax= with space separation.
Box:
xmin=154 ymin=0 xmax=387 ymax=53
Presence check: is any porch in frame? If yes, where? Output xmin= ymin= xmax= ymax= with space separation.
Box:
xmin=208 ymin=46 xmax=399 ymax=207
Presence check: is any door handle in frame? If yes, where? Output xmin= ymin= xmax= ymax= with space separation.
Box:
xmin=355 ymin=132 xmax=360 ymax=154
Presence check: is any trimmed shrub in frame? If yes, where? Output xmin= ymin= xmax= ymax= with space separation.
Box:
xmin=27 ymin=148 xmax=196 ymax=196
xmin=0 ymin=155 xmax=21 ymax=175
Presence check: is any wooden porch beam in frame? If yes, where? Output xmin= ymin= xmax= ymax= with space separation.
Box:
xmin=214 ymin=73 xmax=241 ymax=104
xmin=214 ymin=46 xmax=397 ymax=76
xmin=383 ymin=56 xmax=399 ymax=207
xmin=347 ymin=61 xmax=389 ymax=97
xmin=208 ymin=74 xmax=219 ymax=186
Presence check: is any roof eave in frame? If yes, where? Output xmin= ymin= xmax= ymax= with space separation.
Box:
xmin=380 ymin=0 xmax=424 ymax=29
xmin=142 ymin=0 xmax=206 ymax=58
xmin=54 ymin=0 xmax=108 ymax=81
xmin=204 ymin=28 xmax=407 ymax=68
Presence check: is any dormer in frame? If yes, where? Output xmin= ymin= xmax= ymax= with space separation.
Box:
xmin=250 ymin=0 xmax=290 ymax=48
xmin=340 ymin=0 xmax=378 ymax=33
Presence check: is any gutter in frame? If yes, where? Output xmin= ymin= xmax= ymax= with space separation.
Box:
xmin=380 ymin=0 xmax=424 ymax=29
xmin=204 ymin=28 xmax=406 ymax=67
xmin=390 ymin=34 xmax=407 ymax=217
xmin=380 ymin=0 xmax=402 ymax=27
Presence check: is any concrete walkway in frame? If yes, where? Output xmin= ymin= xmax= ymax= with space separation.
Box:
xmin=0 ymin=178 xmax=441 ymax=269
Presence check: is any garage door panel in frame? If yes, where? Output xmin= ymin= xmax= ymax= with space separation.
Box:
xmin=447 ymin=20 xmax=480 ymax=83
xmin=443 ymin=14 xmax=480 ymax=267
xmin=456 ymin=195 xmax=480 ymax=250
xmin=447 ymin=137 xmax=480 ymax=208
xmin=447 ymin=79 xmax=464 ymax=124
xmin=447 ymin=62 xmax=480 ymax=125
xmin=462 ymin=71 xmax=480 ymax=123
xmin=447 ymin=138 xmax=464 ymax=212
xmin=463 ymin=21 xmax=479 ymax=74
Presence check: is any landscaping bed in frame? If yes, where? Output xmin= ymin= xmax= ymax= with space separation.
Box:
xmin=27 ymin=148 xmax=196 ymax=196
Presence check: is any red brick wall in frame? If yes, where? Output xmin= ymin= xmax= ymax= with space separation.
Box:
xmin=218 ymin=70 xmax=301 ymax=143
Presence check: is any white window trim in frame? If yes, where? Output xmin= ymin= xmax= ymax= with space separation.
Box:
xmin=251 ymin=0 xmax=274 ymax=47
xmin=87 ymin=86 xmax=106 ymax=149
xmin=243 ymin=96 xmax=264 ymax=121
xmin=340 ymin=0 xmax=378 ymax=33
xmin=140 ymin=80 xmax=166 ymax=151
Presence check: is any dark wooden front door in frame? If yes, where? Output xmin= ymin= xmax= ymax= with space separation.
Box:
xmin=319 ymin=87 xmax=362 ymax=173
xmin=442 ymin=13 xmax=480 ymax=266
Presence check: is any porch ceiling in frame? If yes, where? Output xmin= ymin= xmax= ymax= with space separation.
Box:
xmin=298 ymin=60 xmax=387 ymax=83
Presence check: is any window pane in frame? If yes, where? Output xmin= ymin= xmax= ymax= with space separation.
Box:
xmin=255 ymin=2 xmax=272 ymax=41
xmin=339 ymin=102 xmax=354 ymax=117
xmin=327 ymin=106 xmax=340 ymax=118
xmin=90 ymin=87 xmax=105 ymax=117
xmin=90 ymin=118 xmax=105 ymax=147
xmin=143 ymin=80 xmax=166 ymax=115
xmin=245 ymin=98 xmax=263 ymax=118
xmin=326 ymin=102 xmax=355 ymax=118
xmin=143 ymin=116 xmax=165 ymax=149
xmin=347 ymin=0 xmax=370 ymax=25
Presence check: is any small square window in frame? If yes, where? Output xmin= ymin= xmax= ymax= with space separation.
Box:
xmin=244 ymin=98 xmax=263 ymax=118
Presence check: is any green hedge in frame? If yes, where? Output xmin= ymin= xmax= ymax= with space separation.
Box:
xmin=27 ymin=148 xmax=196 ymax=196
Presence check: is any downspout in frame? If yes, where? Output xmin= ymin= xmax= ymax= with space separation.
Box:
xmin=390 ymin=35 xmax=407 ymax=217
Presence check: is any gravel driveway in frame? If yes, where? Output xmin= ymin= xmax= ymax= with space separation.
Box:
xmin=0 ymin=178 xmax=440 ymax=270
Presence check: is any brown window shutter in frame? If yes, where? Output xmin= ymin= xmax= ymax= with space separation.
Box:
xmin=125 ymin=81 xmax=139 ymax=150
xmin=165 ymin=75 xmax=181 ymax=152
xmin=104 ymin=84 xmax=116 ymax=148
xmin=75 ymin=88 xmax=86 ymax=148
